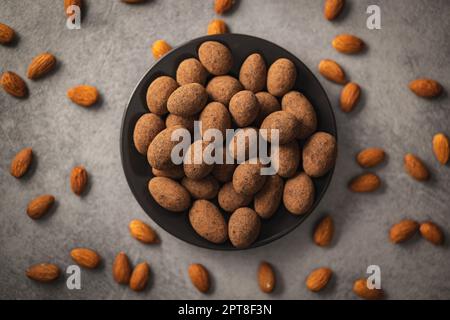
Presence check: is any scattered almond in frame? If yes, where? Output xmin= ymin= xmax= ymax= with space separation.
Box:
xmin=348 ymin=173 xmax=381 ymax=193
xmin=306 ymin=267 xmax=332 ymax=292
xmin=332 ymin=34 xmax=364 ymax=54
xmin=404 ymin=153 xmax=429 ymax=181
xmin=152 ymin=39 xmax=172 ymax=60
xmin=207 ymin=19 xmax=228 ymax=35
xmin=353 ymin=278 xmax=384 ymax=300
xmin=26 ymin=263 xmax=60 ymax=282
xmin=67 ymin=85 xmax=98 ymax=107
xmin=409 ymin=78 xmax=442 ymax=98
xmin=258 ymin=262 xmax=275 ymax=293
xmin=27 ymin=53 xmax=56 ymax=80
xmin=313 ymin=215 xmax=334 ymax=247
xmin=70 ymin=165 xmax=88 ymax=195
xmin=70 ymin=248 xmax=101 ymax=269
xmin=129 ymin=219 xmax=159 ymax=244
xmin=64 ymin=0 xmax=82 ymax=17
xmin=0 ymin=22 xmax=15 ymax=44
xmin=26 ymin=194 xmax=55 ymax=219
xmin=340 ymin=82 xmax=360 ymax=112
xmin=420 ymin=221 xmax=444 ymax=245
xmin=188 ymin=263 xmax=210 ymax=293
xmin=10 ymin=147 xmax=33 ymax=178
xmin=1 ymin=71 xmax=28 ymax=98
xmin=356 ymin=148 xmax=385 ymax=168
xmin=324 ymin=0 xmax=345 ymax=21
xmin=318 ymin=59 xmax=346 ymax=84
xmin=129 ymin=262 xmax=150 ymax=291
xmin=214 ymin=0 xmax=234 ymax=15
xmin=432 ymin=133 xmax=449 ymax=165
xmin=389 ymin=219 xmax=419 ymax=244
xmin=113 ymin=252 xmax=132 ymax=284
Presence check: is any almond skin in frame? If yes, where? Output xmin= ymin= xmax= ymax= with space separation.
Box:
xmin=353 ymin=278 xmax=384 ymax=300
xmin=318 ymin=59 xmax=346 ymax=84
xmin=340 ymin=82 xmax=360 ymax=112
xmin=207 ymin=19 xmax=228 ymax=35
xmin=432 ymin=133 xmax=449 ymax=165
xmin=70 ymin=165 xmax=88 ymax=195
xmin=70 ymin=248 xmax=101 ymax=269
xmin=26 ymin=263 xmax=60 ymax=282
xmin=188 ymin=263 xmax=210 ymax=293
xmin=324 ymin=0 xmax=345 ymax=21
xmin=404 ymin=153 xmax=429 ymax=181
xmin=214 ymin=0 xmax=234 ymax=15
xmin=27 ymin=53 xmax=56 ymax=80
xmin=313 ymin=215 xmax=334 ymax=247
xmin=0 ymin=22 xmax=15 ymax=44
xmin=258 ymin=262 xmax=276 ymax=293
xmin=129 ymin=219 xmax=159 ymax=244
xmin=409 ymin=79 xmax=442 ymax=98
xmin=389 ymin=219 xmax=419 ymax=244
xmin=64 ymin=0 xmax=82 ymax=17
xmin=420 ymin=221 xmax=444 ymax=245
xmin=10 ymin=147 xmax=33 ymax=178
xmin=348 ymin=173 xmax=381 ymax=193
xmin=356 ymin=148 xmax=385 ymax=168
xmin=152 ymin=39 xmax=172 ymax=60
xmin=113 ymin=252 xmax=132 ymax=284
xmin=27 ymin=194 xmax=55 ymax=219
xmin=67 ymin=85 xmax=99 ymax=107
xmin=332 ymin=34 xmax=364 ymax=54
xmin=129 ymin=262 xmax=150 ymax=292
xmin=1 ymin=71 xmax=28 ymax=98
xmin=306 ymin=267 xmax=332 ymax=292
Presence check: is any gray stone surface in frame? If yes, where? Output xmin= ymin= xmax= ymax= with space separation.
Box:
xmin=1 ymin=0 xmax=449 ymax=300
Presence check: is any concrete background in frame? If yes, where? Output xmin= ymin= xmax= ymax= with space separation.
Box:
xmin=1 ymin=0 xmax=449 ymax=300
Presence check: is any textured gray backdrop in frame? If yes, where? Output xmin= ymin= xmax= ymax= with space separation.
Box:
xmin=1 ymin=0 xmax=449 ymax=300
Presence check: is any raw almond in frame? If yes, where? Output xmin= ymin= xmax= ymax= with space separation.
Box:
xmin=64 ymin=0 xmax=82 ymax=17
xmin=306 ymin=267 xmax=332 ymax=292
xmin=214 ymin=0 xmax=234 ymax=15
xmin=340 ymin=82 xmax=360 ymax=112
xmin=27 ymin=52 xmax=56 ymax=80
xmin=152 ymin=39 xmax=172 ymax=60
xmin=389 ymin=219 xmax=419 ymax=244
xmin=188 ymin=263 xmax=210 ymax=293
xmin=113 ymin=252 xmax=132 ymax=284
xmin=404 ymin=153 xmax=429 ymax=181
xmin=70 ymin=248 xmax=101 ymax=269
xmin=409 ymin=79 xmax=442 ymax=98
xmin=313 ymin=215 xmax=334 ymax=247
xmin=353 ymin=278 xmax=384 ymax=300
xmin=332 ymin=34 xmax=364 ymax=54
xmin=318 ymin=59 xmax=346 ymax=84
xmin=207 ymin=19 xmax=228 ymax=35
xmin=0 ymin=22 xmax=15 ymax=44
xmin=324 ymin=0 xmax=345 ymax=21
xmin=348 ymin=173 xmax=381 ymax=193
xmin=27 ymin=194 xmax=55 ymax=219
xmin=129 ymin=262 xmax=150 ymax=291
xmin=10 ymin=147 xmax=33 ymax=178
xmin=70 ymin=165 xmax=88 ymax=195
xmin=258 ymin=262 xmax=275 ymax=293
xmin=67 ymin=85 xmax=99 ymax=107
xmin=129 ymin=219 xmax=159 ymax=244
xmin=432 ymin=133 xmax=449 ymax=165
xmin=1 ymin=71 xmax=28 ymax=98
xmin=356 ymin=148 xmax=385 ymax=168
xmin=26 ymin=263 xmax=60 ymax=282
xmin=420 ymin=221 xmax=444 ymax=245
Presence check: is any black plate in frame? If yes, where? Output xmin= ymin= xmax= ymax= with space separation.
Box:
xmin=120 ymin=34 xmax=337 ymax=250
